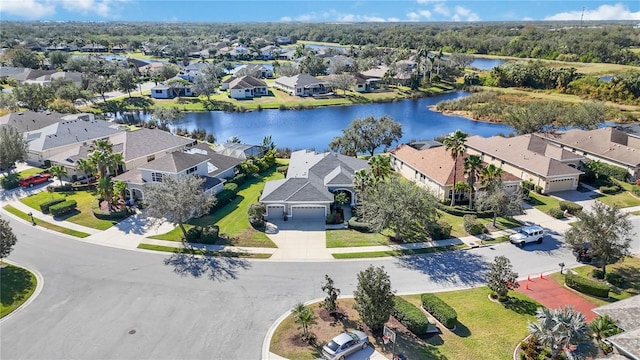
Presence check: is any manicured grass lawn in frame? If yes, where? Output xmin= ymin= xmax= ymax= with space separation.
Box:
xmin=593 ymin=181 xmax=640 ymax=208
xmin=549 ymin=256 xmax=640 ymax=307
xmin=325 ymin=229 xmax=393 ymax=248
xmin=527 ymin=192 xmax=561 ymax=214
xmin=17 ymin=167 xmax=46 ymax=177
xmin=404 ymin=287 xmax=540 ymax=360
xmin=332 ymin=244 xmax=466 ymax=259
xmin=149 ymin=165 xmax=285 ymax=248
xmin=271 ymin=287 xmax=540 ymax=360
xmin=1 ymin=263 xmax=37 ymax=318
xmin=3 ymin=205 xmax=91 ymax=238
xmin=20 ymin=190 xmax=118 ymax=230
xmin=437 ymin=210 xmax=521 ymax=238
xmin=137 ymin=244 xmax=272 ymax=259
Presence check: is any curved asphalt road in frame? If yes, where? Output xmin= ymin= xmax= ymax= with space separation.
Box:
xmin=1 ymin=214 xmax=638 ymax=360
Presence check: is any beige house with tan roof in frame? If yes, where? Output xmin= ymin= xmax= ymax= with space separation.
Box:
xmin=538 ymin=127 xmax=640 ymax=181
xmin=465 ymin=134 xmax=584 ymax=194
xmin=390 ymin=144 xmax=521 ymax=201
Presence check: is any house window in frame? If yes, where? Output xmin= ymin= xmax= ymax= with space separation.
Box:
xmin=154 ymin=90 xmax=162 ymax=94
xmin=186 ymin=166 xmax=197 ymax=175
xmin=147 ymin=155 xmax=155 ymax=162
xmin=152 ymin=172 xmax=163 ymax=182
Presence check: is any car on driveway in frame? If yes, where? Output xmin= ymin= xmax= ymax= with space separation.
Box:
xmin=18 ymin=173 xmax=52 ymax=187
xmin=322 ymin=330 xmax=369 ymax=360
xmin=509 ymin=225 xmax=545 ymax=247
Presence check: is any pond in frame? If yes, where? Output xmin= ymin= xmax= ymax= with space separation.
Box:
xmin=469 ymin=58 xmax=506 ymax=70
xmin=135 ymin=92 xmax=513 ymax=151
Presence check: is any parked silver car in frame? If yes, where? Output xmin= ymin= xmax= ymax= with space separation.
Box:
xmin=322 ymin=330 xmax=369 ymax=360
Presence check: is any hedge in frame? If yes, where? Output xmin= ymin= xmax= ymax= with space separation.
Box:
xmin=40 ymin=198 xmax=65 ymax=213
xmin=463 ymin=214 xmax=485 ymax=235
xmin=599 ymin=185 xmax=620 ymax=194
xmin=421 ymin=293 xmax=457 ymax=329
xmin=393 ymin=297 xmax=430 ymax=334
xmin=565 ymin=273 xmax=610 ymax=298
xmin=92 ymin=208 xmax=130 ymax=220
xmin=559 ymin=201 xmax=582 ymax=215
xmin=200 ymin=225 xmax=219 ymax=244
xmin=431 ymin=221 xmax=452 ymax=240
xmin=597 ymin=163 xmax=628 ymax=181
xmin=49 ymin=200 xmax=77 ymax=217
xmin=437 ymin=203 xmax=493 ymax=218
xmin=548 ymin=208 xmax=565 ymax=219
xmin=347 ymin=217 xmax=373 ymax=233
xmin=216 ymin=183 xmax=239 ymax=205
xmin=48 ymin=183 xmax=96 ymax=192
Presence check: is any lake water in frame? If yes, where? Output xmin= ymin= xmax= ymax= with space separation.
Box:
xmin=146 ymin=92 xmax=513 ymax=151
xmin=469 ymin=58 xmax=506 ymax=70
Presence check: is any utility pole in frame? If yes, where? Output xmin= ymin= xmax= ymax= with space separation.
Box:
xmin=580 ymin=6 xmax=585 ymax=28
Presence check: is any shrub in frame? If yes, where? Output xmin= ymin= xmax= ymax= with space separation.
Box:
xmin=548 ymin=208 xmax=565 ymax=219
xmin=200 ymin=225 xmax=219 ymax=244
xmin=534 ymin=185 xmax=543 ymax=194
xmin=605 ymin=273 xmax=625 ymax=288
xmin=632 ymin=186 xmax=640 ymax=197
xmin=216 ymin=183 xmax=239 ymax=205
xmin=559 ymin=201 xmax=583 ymax=215
xmin=393 ymin=297 xmax=430 ymax=335
xmin=49 ymin=200 xmax=77 ymax=217
xmin=228 ymin=173 xmax=246 ymax=186
xmin=522 ymin=180 xmax=535 ymax=191
xmin=185 ymin=226 xmax=203 ymax=242
xmin=431 ymin=221 xmax=452 ymax=240
xmin=591 ymin=269 xmax=605 ymax=279
xmin=0 ymin=174 xmax=19 ymax=190
xmin=347 ymin=217 xmax=373 ymax=233
xmin=599 ymin=185 xmax=620 ymax=194
xmin=437 ymin=203 xmax=493 ymax=218
xmin=276 ymin=166 xmax=288 ymax=176
xmin=421 ymin=293 xmax=457 ymax=329
xmin=92 ymin=206 xmax=129 ymax=220
xmin=565 ymin=273 xmax=609 ymax=298
xmin=597 ymin=163 xmax=628 ymax=181
xmin=40 ymin=198 xmax=65 ymax=213
xmin=463 ymin=214 xmax=485 ymax=235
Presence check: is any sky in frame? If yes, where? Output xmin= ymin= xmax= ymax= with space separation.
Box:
xmin=0 ymin=0 xmax=639 ymax=22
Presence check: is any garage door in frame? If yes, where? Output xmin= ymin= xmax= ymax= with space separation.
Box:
xmin=291 ymin=206 xmax=326 ymax=221
xmin=547 ymin=178 xmax=575 ymax=193
xmin=266 ymin=205 xmax=284 ymax=220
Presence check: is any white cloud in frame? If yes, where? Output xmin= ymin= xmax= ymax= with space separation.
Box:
xmin=416 ymin=0 xmax=444 ymax=3
xmin=545 ymin=3 xmax=640 ymax=21
xmin=280 ymin=16 xmax=292 ymax=22
xmin=407 ymin=9 xmax=432 ymax=20
xmin=280 ymin=9 xmax=398 ymax=23
xmin=433 ymin=2 xmax=450 ymax=16
xmin=0 ymin=0 xmax=56 ymax=19
xmin=452 ymin=6 xmax=480 ymax=21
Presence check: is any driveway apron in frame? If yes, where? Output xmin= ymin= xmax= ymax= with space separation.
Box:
xmin=265 ymin=220 xmax=333 ymax=260
xmin=515 ymin=276 xmax=598 ymax=321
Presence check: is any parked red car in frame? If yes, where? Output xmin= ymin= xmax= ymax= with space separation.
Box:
xmin=18 ymin=173 xmax=52 ymax=187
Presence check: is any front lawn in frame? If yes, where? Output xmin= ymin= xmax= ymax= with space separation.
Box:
xmin=332 ymin=244 xmax=466 ymax=259
xmin=3 ymin=205 xmax=91 ymax=238
xmin=549 ymin=256 xmax=640 ymax=306
xmin=20 ymin=190 xmax=118 ymax=230
xmin=325 ymin=229 xmax=393 ymax=248
xmin=437 ymin=210 xmax=521 ymax=238
xmin=270 ymin=287 xmax=540 ymax=360
xmin=593 ymin=180 xmax=640 ymax=208
xmin=149 ymin=165 xmax=284 ymax=248
xmin=1 ymin=263 xmax=37 ymax=318
xmin=526 ymin=192 xmax=561 ymax=214
xmin=137 ymin=244 xmax=272 ymax=259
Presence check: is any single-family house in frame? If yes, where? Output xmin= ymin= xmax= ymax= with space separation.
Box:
xmin=213 ymin=142 xmax=264 ymax=160
xmin=260 ymin=150 xmax=369 ymax=221
xmin=183 ymin=142 xmax=242 ymax=178
xmin=324 ymin=73 xmax=379 ymax=93
xmin=81 ymin=44 xmax=107 ymax=53
xmin=113 ymin=151 xmax=224 ymax=203
xmin=234 ymin=64 xmax=273 ymax=78
xmin=0 ymin=110 xmax=66 ymax=132
xmin=178 ymin=63 xmax=209 ymax=82
xmin=465 ymin=134 xmax=584 ymax=193
xmin=593 ymin=295 xmax=640 ymax=360
xmin=259 ymin=45 xmax=279 ymax=61
xmin=538 ymin=127 xmax=640 ymax=181
xmin=276 ymin=36 xmax=292 ymax=45
xmin=150 ymin=83 xmax=194 ymax=99
xmin=23 ymin=115 xmax=124 ymax=166
xmin=390 ymin=144 xmax=522 ymax=202
xmin=273 ymin=74 xmax=330 ymax=96
xmin=225 ymin=76 xmax=268 ymax=99
xmin=24 ymin=71 xmax=83 ymax=88
xmin=276 ymin=49 xmax=297 ymax=61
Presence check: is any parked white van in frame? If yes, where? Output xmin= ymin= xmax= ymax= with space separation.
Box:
xmin=509 ymin=226 xmax=545 ymax=247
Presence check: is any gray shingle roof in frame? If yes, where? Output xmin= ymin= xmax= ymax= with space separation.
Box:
xmin=228 ymin=75 xmax=267 ymax=90
xmin=138 ymin=152 xmax=209 ymax=173
xmin=0 ymin=110 xmax=65 ymax=133
xmin=260 ymin=178 xmax=333 ymax=202
xmin=275 ymin=74 xmax=325 ymax=88
xmin=25 ymin=118 xmax=123 ymax=151
xmin=185 ymin=142 xmax=242 ymax=177
xmin=123 ymin=128 xmax=194 ymax=161
xmin=593 ymin=295 xmax=640 ymax=359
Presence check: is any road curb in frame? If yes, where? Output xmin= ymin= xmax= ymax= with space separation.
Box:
xmin=0 ymin=260 xmax=44 ymax=324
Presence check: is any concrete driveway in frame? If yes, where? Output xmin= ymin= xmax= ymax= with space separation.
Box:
xmin=265 ymin=219 xmax=333 ymax=261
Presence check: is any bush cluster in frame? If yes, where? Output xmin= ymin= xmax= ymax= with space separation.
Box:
xmin=347 ymin=217 xmax=373 ymax=233
xmin=605 ymin=273 xmax=625 ymax=288
xmin=0 ymin=174 xmax=19 ymax=190
xmin=392 ymin=297 xmax=431 ymax=335
xmin=548 ymin=208 xmax=565 ymax=219
xmin=437 ymin=203 xmax=493 ymax=218
xmin=40 ymin=198 xmax=65 ymax=213
xmin=463 ymin=214 xmax=485 ymax=235
xmin=216 ymin=183 xmax=239 ymax=206
xmin=430 ymin=221 xmax=452 ymax=240
xmin=565 ymin=273 xmax=610 ymax=298
xmin=632 ymin=186 xmax=640 ymax=197
xmin=534 ymin=185 xmax=543 ymax=194
xmin=597 ymin=164 xmax=629 ymax=181
xmin=49 ymin=200 xmax=77 ymax=216
xmin=521 ymin=180 xmax=535 ymax=191
xmin=421 ymin=293 xmax=457 ymax=329
xmin=559 ymin=201 xmax=583 ymax=215
xmin=185 ymin=225 xmax=219 ymax=244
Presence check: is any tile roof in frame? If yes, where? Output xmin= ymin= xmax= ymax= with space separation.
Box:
xmin=391 ymin=143 xmax=520 ymax=186
xmin=539 ymin=127 xmax=640 ymax=167
xmin=465 ymin=135 xmax=584 ymax=178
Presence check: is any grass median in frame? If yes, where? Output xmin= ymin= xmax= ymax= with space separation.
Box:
xmin=1 ymin=263 xmax=37 ymax=318
xmin=332 ymin=243 xmax=467 ymax=259
xmin=3 ymin=205 xmax=90 ymax=238
xmin=137 ymin=243 xmax=272 ymax=259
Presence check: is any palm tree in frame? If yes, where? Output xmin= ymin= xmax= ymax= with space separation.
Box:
xmin=49 ymin=165 xmax=67 ymax=186
xmin=528 ymin=306 xmax=590 ymax=359
xmin=368 ymin=155 xmax=390 ymax=183
xmin=454 ymin=181 xmax=470 ymax=206
xmin=353 ymin=169 xmax=373 ymax=204
xmin=76 ymin=158 xmax=95 ymax=180
xmin=292 ymin=303 xmax=316 ymax=340
xmin=443 ymin=130 xmax=468 ymax=206
xmin=590 ymin=315 xmax=621 ymax=353
xmin=96 ymin=176 xmax=114 ymax=210
xmin=112 ymin=180 xmax=127 ymax=204
xmin=261 ymin=135 xmax=276 ymax=151
xmin=480 ymin=164 xmax=504 ymax=191
xmin=464 ymin=155 xmax=483 ymax=210
xmin=109 ymin=153 xmax=125 ymax=176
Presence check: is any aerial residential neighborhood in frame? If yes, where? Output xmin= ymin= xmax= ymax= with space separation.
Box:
xmin=1 ymin=2 xmax=640 ymax=360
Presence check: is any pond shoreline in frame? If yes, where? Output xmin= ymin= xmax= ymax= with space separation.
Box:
xmin=427 ymin=105 xmax=505 ymax=124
